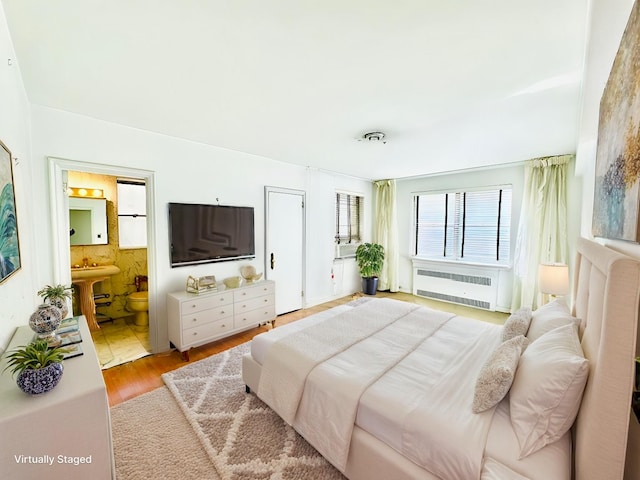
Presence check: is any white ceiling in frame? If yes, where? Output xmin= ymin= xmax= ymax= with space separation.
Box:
xmin=2 ymin=1 xmax=588 ymax=180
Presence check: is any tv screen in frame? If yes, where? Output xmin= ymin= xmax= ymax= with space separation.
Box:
xmin=168 ymin=203 xmax=255 ymax=267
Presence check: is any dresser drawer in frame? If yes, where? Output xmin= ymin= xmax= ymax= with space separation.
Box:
xmin=233 ymin=282 xmax=275 ymax=301
xmin=234 ymin=294 xmax=275 ymax=313
xmin=180 ymin=292 xmax=233 ymax=315
xmin=180 ymin=307 xmax=232 ymax=329
xmin=234 ymin=305 xmax=276 ymax=329
xmin=182 ymin=318 xmax=233 ymax=347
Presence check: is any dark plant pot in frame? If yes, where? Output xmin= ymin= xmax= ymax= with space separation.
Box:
xmin=362 ymin=277 xmax=379 ymax=296
xmin=16 ymin=363 xmax=64 ymax=395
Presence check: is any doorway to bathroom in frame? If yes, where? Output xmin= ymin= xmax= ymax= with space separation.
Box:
xmin=49 ymin=158 xmax=157 ymax=369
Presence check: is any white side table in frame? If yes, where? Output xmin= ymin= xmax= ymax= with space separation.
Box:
xmin=0 ymin=316 xmax=115 ymax=479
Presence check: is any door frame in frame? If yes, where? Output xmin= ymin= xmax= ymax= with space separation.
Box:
xmin=264 ymin=186 xmax=306 ymax=311
xmin=48 ymin=157 xmax=158 ymax=352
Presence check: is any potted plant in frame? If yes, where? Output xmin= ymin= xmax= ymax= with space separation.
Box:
xmin=3 ymin=340 xmax=68 ymax=395
xmin=37 ymin=284 xmax=73 ymax=318
xmin=355 ymin=243 xmax=385 ymax=295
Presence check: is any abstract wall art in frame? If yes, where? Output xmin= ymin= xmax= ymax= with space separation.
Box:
xmin=0 ymin=139 xmax=21 ymax=283
xmin=593 ymin=0 xmax=640 ymax=242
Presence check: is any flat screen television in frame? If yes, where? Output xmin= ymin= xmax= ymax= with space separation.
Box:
xmin=168 ymin=202 xmax=255 ymax=267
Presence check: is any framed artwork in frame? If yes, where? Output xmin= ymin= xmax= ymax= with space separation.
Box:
xmin=592 ymin=0 xmax=640 ymax=242
xmin=0 ymin=139 xmax=21 ymax=283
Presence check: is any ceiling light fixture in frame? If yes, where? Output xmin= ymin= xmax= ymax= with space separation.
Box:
xmin=358 ymin=131 xmax=387 ymax=144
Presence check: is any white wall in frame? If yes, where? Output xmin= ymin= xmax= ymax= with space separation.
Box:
xmin=27 ymin=105 xmax=371 ymax=352
xmin=0 ymin=6 xmax=39 ymax=351
xmin=576 ymin=1 xmax=640 ymax=477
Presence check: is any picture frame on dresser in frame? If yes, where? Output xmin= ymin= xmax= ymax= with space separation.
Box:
xmin=0 ymin=139 xmax=21 ymax=284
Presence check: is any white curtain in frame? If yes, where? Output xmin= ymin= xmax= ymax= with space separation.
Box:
xmin=374 ymin=179 xmax=399 ymax=292
xmin=511 ymin=155 xmax=571 ymax=310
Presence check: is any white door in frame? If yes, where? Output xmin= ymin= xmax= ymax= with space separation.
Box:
xmin=265 ymin=187 xmax=305 ymax=315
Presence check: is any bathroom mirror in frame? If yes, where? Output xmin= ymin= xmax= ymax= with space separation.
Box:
xmin=69 ymin=197 xmax=108 ymax=245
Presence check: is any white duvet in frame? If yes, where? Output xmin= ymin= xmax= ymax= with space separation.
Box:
xmin=257 ymin=298 xmax=502 ymax=478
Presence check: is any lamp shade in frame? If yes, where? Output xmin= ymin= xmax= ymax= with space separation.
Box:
xmin=538 ymin=263 xmax=569 ymax=295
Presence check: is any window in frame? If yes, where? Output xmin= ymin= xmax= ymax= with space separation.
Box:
xmin=414 ymin=186 xmax=512 ymax=264
xmin=335 ymin=192 xmax=362 ymax=244
xmin=117 ymin=180 xmax=147 ymax=248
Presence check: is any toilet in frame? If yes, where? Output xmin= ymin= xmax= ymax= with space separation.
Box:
xmin=127 ymin=275 xmax=149 ymax=326
xmin=127 ymin=291 xmax=149 ymax=326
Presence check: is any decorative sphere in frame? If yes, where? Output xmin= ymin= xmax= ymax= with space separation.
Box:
xmin=47 ymin=297 xmax=69 ymax=319
xmin=29 ymin=304 xmax=63 ymax=339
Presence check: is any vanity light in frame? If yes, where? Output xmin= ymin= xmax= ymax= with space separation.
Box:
xmin=68 ymin=187 xmax=104 ymax=198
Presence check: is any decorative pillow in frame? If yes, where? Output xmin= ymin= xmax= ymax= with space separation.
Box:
xmin=501 ymin=307 xmax=533 ymax=342
xmin=510 ymin=323 xmax=589 ymax=458
xmin=527 ymin=298 xmax=580 ymax=342
xmin=472 ymin=335 xmax=527 ymax=414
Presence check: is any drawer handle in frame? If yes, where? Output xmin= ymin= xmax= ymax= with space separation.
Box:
xmin=191 ymin=304 xmax=197 ymax=308
xmin=264 ymin=299 xmax=268 ymax=302
xmin=192 ymin=332 xmax=198 ymax=336
xmin=221 ymin=324 xmax=226 ymax=328
xmin=192 ymin=318 xmax=197 ymax=322
xmin=221 ymin=310 xmax=225 ymax=315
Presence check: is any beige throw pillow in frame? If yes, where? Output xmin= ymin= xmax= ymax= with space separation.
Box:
xmin=502 ymin=307 xmax=533 ymax=342
xmin=472 ymin=335 xmax=526 ymax=414
xmin=510 ymin=323 xmax=589 ymax=458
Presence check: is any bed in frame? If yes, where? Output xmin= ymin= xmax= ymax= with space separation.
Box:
xmin=241 ymin=238 xmax=640 ymax=480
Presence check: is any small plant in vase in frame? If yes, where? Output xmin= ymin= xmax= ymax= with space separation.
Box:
xmin=37 ymin=284 xmax=73 ymax=318
xmin=3 ymin=340 xmax=68 ymax=395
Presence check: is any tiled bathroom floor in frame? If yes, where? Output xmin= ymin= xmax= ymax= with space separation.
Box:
xmin=91 ymin=316 xmax=151 ymax=369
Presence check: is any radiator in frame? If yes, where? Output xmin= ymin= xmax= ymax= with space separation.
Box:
xmin=412 ymin=263 xmax=499 ymax=311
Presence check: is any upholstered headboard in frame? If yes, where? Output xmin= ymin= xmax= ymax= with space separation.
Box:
xmin=572 ymin=238 xmax=640 ymax=480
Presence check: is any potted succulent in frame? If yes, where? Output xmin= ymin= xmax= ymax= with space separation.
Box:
xmin=355 ymin=243 xmax=385 ymax=295
xmin=37 ymin=284 xmax=73 ymax=318
xmin=3 ymin=340 xmax=68 ymax=395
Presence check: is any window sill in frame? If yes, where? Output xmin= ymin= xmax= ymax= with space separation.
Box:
xmin=411 ymin=256 xmax=511 ymax=270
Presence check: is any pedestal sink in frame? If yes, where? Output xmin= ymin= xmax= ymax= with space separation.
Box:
xmin=71 ymin=265 xmax=120 ymax=331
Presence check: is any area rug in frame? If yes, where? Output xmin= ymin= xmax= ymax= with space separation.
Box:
xmin=162 ymin=342 xmax=345 ymax=480
xmin=110 ymin=386 xmax=219 ymax=479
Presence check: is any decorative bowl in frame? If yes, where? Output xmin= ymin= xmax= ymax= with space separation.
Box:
xmin=223 ymin=276 xmax=241 ymax=289
xmin=17 ymin=363 xmax=64 ymax=395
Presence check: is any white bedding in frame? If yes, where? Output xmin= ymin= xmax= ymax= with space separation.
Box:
xmin=251 ymin=298 xmax=572 ymax=480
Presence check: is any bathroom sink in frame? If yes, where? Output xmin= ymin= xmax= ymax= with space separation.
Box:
xmin=71 ymin=264 xmax=121 ymax=331
xmin=71 ymin=264 xmax=121 ymax=280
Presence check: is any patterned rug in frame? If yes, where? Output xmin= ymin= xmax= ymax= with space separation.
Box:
xmin=162 ymin=342 xmax=346 ymax=480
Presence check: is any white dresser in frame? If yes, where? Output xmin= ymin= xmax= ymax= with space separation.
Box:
xmin=0 ymin=316 xmax=115 ymax=479
xmin=167 ymin=280 xmax=275 ymax=360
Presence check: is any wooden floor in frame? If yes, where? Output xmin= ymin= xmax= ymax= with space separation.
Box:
xmin=103 ymin=292 xmax=508 ymax=407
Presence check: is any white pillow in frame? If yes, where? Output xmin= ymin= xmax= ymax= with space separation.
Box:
xmin=472 ymin=335 xmax=527 ymax=414
xmin=482 ymin=458 xmax=529 ymax=480
xmin=527 ymin=298 xmax=580 ymax=342
xmin=502 ymin=307 xmax=532 ymax=342
xmin=510 ymin=323 xmax=589 ymax=458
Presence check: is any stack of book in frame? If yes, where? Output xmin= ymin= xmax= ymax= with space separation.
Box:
xmin=36 ymin=316 xmax=84 ymax=359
